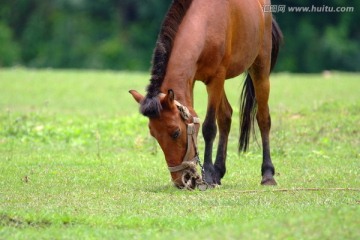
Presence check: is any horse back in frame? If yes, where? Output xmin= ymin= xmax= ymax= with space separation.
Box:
xmin=165 ymin=0 xmax=271 ymax=84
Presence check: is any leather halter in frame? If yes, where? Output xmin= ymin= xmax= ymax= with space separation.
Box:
xmin=158 ymin=93 xmax=201 ymax=173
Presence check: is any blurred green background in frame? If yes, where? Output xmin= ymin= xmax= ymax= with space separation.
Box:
xmin=0 ymin=0 xmax=359 ymax=72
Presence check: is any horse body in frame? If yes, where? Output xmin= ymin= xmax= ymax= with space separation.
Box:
xmin=130 ymin=0 xmax=282 ymax=188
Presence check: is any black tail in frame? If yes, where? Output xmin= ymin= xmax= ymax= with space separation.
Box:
xmin=270 ymin=19 xmax=283 ymax=71
xmin=239 ymin=18 xmax=283 ymax=152
xmin=239 ymin=74 xmax=256 ymax=152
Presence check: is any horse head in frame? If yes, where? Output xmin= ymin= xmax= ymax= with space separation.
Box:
xmin=129 ymin=89 xmax=202 ymax=189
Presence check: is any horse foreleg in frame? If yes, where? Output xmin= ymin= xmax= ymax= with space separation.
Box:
xmin=213 ymin=93 xmax=232 ymax=184
xmin=202 ymin=77 xmax=228 ymax=185
xmin=202 ymin=104 xmax=217 ymax=185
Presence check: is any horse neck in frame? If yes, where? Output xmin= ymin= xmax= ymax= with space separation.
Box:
xmin=157 ymin=0 xmax=199 ymax=115
xmin=161 ymin=72 xmax=195 ymax=114
xmin=159 ymin=40 xmax=197 ymax=110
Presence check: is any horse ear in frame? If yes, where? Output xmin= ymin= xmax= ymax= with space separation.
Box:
xmin=165 ymin=89 xmax=175 ymax=106
xmin=129 ymin=90 xmax=144 ymax=104
xmin=167 ymin=89 xmax=175 ymax=101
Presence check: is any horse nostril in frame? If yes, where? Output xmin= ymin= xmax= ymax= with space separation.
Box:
xmin=181 ymin=170 xmax=197 ymax=190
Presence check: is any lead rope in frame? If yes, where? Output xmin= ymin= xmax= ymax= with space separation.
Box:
xmin=189 ymin=124 xmax=210 ymax=191
xmin=190 ymin=117 xmax=206 ymax=183
xmin=191 ymin=132 xmax=205 ymax=180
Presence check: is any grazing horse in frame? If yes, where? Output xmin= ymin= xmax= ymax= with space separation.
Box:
xmin=130 ymin=0 xmax=282 ymax=189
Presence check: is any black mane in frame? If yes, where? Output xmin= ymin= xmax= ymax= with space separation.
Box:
xmin=141 ymin=0 xmax=193 ymax=117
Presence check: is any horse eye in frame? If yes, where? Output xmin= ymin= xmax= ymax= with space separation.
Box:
xmin=171 ymin=129 xmax=181 ymax=139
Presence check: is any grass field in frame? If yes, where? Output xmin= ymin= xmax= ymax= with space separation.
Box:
xmin=0 ymin=68 xmax=359 ymax=239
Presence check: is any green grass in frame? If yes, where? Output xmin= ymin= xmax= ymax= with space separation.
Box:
xmin=0 ymin=68 xmax=359 ymax=239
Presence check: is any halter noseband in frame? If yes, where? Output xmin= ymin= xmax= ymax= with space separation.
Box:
xmin=158 ymin=93 xmax=201 ymax=173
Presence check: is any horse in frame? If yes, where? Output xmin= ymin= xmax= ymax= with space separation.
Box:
xmin=130 ymin=0 xmax=283 ymax=189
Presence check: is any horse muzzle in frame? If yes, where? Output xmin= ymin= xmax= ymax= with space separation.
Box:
xmin=172 ymin=167 xmax=203 ymax=190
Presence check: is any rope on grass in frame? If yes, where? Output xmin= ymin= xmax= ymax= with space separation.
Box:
xmin=232 ymin=187 xmax=360 ymax=194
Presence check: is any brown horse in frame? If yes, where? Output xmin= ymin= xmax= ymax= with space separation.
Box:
xmin=130 ymin=0 xmax=282 ymax=189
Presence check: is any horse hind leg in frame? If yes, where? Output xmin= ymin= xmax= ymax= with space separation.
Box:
xmin=249 ymin=68 xmax=277 ymax=186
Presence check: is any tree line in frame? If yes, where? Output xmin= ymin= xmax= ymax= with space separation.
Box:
xmin=0 ymin=0 xmax=359 ymax=72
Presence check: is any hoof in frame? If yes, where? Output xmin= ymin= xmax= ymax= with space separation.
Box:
xmin=261 ymin=175 xmax=277 ymax=186
xmin=204 ymin=174 xmax=221 ymax=186
xmin=203 ymin=166 xmax=221 ymax=185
